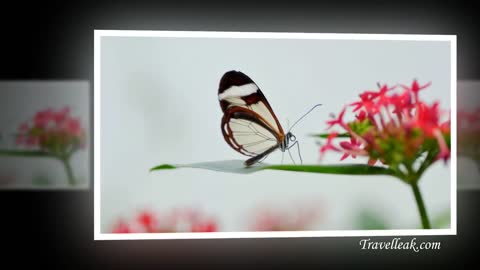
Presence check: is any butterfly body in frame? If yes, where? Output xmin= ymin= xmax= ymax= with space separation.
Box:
xmin=218 ymin=70 xmax=297 ymax=167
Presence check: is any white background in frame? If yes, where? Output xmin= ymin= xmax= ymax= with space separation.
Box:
xmin=99 ymin=36 xmax=452 ymax=232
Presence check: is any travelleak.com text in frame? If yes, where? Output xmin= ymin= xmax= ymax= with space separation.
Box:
xmin=359 ymin=238 xmax=441 ymax=252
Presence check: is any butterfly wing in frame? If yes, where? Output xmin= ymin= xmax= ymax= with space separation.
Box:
xmin=218 ymin=70 xmax=285 ymax=165
xmin=221 ymin=106 xmax=280 ymax=157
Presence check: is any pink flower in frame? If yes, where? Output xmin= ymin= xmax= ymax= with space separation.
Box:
xmin=339 ymin=137 xmax=366 ymax=161
xmin=326 ymin=107 xmax=347 ymax=130
xmin=15 ymin=106 xmax=85 ymax=154
xmin=137 ymin=210 xmax=158 ymax=233
xmin=414 ymin=101 xmax=441 ymax=136
xmin=355 ymin=110 xmax=367 ymax=121
xmin=433 ymin=129 xmax=450 ymax=163
xmin=359 ymin=83 xmax=396 ymax=106
xmin=351 ymin=84 xmax=392 ymax=115
xmin=319 ymin=132 xmax=340 ymax=158
xmin=33 ymin=108 xmax=54 ymax=128
xmin=112 ymin=219 xmax=131 ymax=233
xmin=111 ymin=207 xmax=219 ymax=233
xmin=247 ymin=203 xmax=322 ymax=231
xmin=401 ymin=79 xmax=431 ymax=101
xmin=191 ymin=220 xmax=217 ymax=232
xmin=64 ymin=118 xmax=82 ymax=136
xmin=319 ymin=79 xmax=450 ymax=170
xmin=53 ymin=106 xmax=70 ymax=125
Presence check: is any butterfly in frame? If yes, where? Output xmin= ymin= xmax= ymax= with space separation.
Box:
xmin=218 ymin=70 xmax=320 ymax=167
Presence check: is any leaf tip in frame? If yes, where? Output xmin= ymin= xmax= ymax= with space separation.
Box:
xmin=149 ymin=164 xmax=176 ymax=172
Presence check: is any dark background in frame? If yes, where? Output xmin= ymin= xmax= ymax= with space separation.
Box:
xmin=1 ymin=1 xmax=478 ymax=268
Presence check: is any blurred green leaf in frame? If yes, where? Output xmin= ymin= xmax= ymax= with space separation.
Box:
xmin=32 ymin=175 xmax=52 ymax=186
xmin=309 ymin=132 xmax=351 ymax=138
xmin=0 ymin=149 xmax=51 ymax=157
xmin=355 ymin=209 xmax=390 ymax=230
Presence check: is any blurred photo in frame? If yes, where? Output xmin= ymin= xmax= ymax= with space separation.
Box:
xmin=0 ymin=80 xmax=90 ymax=189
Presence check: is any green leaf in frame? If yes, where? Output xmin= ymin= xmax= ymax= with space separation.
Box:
xmin=309 ymin=132 xmax=351 ymax=138
xmin=150 ymin=160 xmax=265 ymax=174
xmin=264 ymin=164 xmax=398 ymax=176
xmin=0 ymin=149 xmax=52 ymax=157
xmin=149 ymin=164 xmax=177 ymax=171
xmin=149 ymin=159 xmax=403 ymax=181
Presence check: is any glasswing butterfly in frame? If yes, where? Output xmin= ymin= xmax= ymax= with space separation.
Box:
xmin=218 ymin=70 xmax=320 ymax=167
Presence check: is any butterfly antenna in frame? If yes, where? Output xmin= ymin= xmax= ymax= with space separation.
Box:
xmin=288 ymin=103 xmax=322 ymax=132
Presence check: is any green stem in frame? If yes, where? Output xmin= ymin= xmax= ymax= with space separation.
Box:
xmin=416 ymin=151 xmax=435 ymax=177
xmin=411 ymin=181 xmax=431 ymax=229
xmin=60 ymin=157 xmax=76 ymax=186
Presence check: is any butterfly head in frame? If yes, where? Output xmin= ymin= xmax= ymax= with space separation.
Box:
xmin=287 ymin=132 xmax=296 ymax=143
xmin=281 ymin=132 xmax=296 ymax=151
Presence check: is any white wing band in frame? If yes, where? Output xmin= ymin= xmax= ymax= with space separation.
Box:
xmin=218 ymin=83 xmax=258 ymax=100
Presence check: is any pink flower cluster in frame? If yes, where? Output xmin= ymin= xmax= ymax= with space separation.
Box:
xmin=320 ymin=79 xmax=451 ymax=166
xmin=16 ymin=107 xmax=85 ymax=153
xmin=112 ymin=207 xmax=218 ymax=233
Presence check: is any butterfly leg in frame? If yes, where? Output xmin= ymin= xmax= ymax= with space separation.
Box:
xmin=287 ymin=141 xmax=303 ymax=165
xmin=281 ymin=151 xmax=285 ymax=165
xmin=294 ymin=141 xmax=303 ymax=164
xmin=287 ymin=147 xmax=296 ymax=165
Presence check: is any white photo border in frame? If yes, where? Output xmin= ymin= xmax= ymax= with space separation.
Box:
xmin=93 ymin=30 xmax=457 ymax=240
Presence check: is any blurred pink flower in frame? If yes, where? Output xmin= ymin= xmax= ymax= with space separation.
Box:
xmin=458 ymin=107 xmax=480 ymax=161
xmin=15 ymin=106 xmax=86 ymax=154
xmin=458 ymin=107 xmax=480 ymax=133
xmin=33 ymin=108 xmax=53 ymax=128
xmin=111 ymin=207 xmax=219 ymax=233
xmin=112 ymin=219 xmax=131 ymax=233
xmin=53 ymin=107 xmax=70 ymax=124
xmin=136 ymin=210 xmax=158 ymax=233
xmin=246 ymin=202 xmax=323 ymax=231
